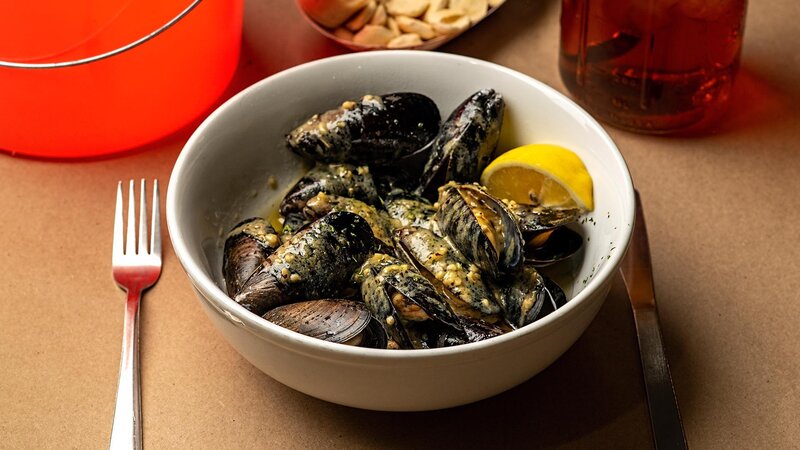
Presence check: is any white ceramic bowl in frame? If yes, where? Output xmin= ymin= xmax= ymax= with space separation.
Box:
xmin=166 ymin=51 xmax=635 ymax=412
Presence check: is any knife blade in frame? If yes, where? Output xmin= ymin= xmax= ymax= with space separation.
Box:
xmin=620 ymin=190 xmax=688 ymax=450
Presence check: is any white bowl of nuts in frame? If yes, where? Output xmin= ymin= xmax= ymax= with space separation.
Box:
xmin=297 ymin=0 xmax=505 ymax=50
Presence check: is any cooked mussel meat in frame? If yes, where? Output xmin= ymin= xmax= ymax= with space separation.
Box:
xmin=436 ymin=183 xmax=523 ymax=279
xmin=356 ymin=253 xmax=466 ymax=349
xmin=234 ymin=211 xmax=375 ymax=315
xmin=303 ymin=192 xmax=395 ymax=250
xmin=286 ymin=93 xmax=440 ymax=166
xmin=417 ymin=89 xmax=504 ymax=196
xmin=494 ymin=265 xmax=567 ymax=329
xmin=223 ymin=218 xmax=282 ymax=297
xmin=263 ymin=299 xmax=387 ymax=348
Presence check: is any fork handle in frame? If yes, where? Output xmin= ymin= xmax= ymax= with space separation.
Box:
xmin=110 ymin=288 xmax=143 ymax=450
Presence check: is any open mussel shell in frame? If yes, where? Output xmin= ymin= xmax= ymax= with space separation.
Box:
xmin=506 ymin=202 xmax=582 ymax=235
xmin=394 ymin=227 xmax=508 ymax=343
xmin=357 ymin=253 xmax=466 ymax=349
xmin=436 ymin=183 xmax=523 ymax=279
xmin=394 ymin=227 xmax=502 ymax=317
xmin=417 ymin=89 xmax=504 ymax=197
xmin=263 ymin=299 xmax=387 ymax=348
xmin=495 ymin=265 xmax=568 ymax=329
xmin=222 ymin=218 xmax=281 ymax=297
xmin=234 ymin=211 xmax=375 ymax=316
xmin=524 ymin=226 xmax=583 ymax=267
xmin=286 ymin=93 xmax=440 ymax=167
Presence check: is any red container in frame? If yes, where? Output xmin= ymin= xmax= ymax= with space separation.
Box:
xmin=0 ymin=0 xmax=243 ymax=158
xmin=559 ymin=0 xmax=747 ymax=134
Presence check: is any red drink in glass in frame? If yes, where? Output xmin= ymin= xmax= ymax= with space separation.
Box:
xmin=559 ymin=0 xmax=747 ymax=133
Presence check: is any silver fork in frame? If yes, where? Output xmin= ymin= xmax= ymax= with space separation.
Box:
xmin=110 ymin=179 xmax=162 ymax=450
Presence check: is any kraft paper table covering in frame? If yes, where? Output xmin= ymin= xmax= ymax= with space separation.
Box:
xmin=1 ymin=0 xmax=798 ymax=448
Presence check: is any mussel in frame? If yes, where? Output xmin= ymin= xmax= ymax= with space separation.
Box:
xmin=222 ymin=218 xmax=281 ymax=297
xmin=503 ymin=201 xmax=583 ymax=267
xmin=263 ymin=299 xmax=387 ymax=348
xmin=356 ymin=253 xmax=466 ymax=349
xmin=279 ymin=163 xmax=380 ymax=236
xmin=417 ymin=89 xmax=504 ymax=196
xmin=505 ymin=202 xmax=582 ymax=235
xmin=303 ymin=192 xmax=395 ymax=250
xmin=494 ymin=266 xmax=567 ymax=329
xmin=286 ymin=93 xmax=441 ymax=166
xmin=436 ymin=183 xmax=523 ymax=279
xmin=234 ymin=211 xmax=375 ymax=315
xmin=394 ymin=227 xmax=507 ymax=342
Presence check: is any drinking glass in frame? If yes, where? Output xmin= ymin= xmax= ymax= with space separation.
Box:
xmin=0 ymin=0 xmax=243 ymax=158
xmin=559 ymin=0 xmax=748 ymax=134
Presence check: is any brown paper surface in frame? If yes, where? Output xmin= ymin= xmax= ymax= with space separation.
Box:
xmin=1 ymin=0 xmax=798 ymax=448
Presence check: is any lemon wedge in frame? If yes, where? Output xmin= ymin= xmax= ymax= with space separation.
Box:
xmin=480 ymin=144 xmax=594 ymax=211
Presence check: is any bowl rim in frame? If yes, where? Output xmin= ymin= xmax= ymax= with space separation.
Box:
xmin=166 ymin=50 xmax=636 ymax=360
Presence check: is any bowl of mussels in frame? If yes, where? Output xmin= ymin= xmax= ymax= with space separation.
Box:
xmin=166 ymin=50 xmax=635 ymax=411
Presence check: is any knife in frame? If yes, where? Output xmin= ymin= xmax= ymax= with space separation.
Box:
xmin=620 ymin=190 xmax=688 ymax=450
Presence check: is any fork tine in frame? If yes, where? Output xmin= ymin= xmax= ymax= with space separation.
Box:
xmin=138 ymin=179 xmax=148 ymax=255
xmin=126 ymin=180 xmax=136 ymax=256
xmin=113 ymin=181 xmax=124 ymax=258
xmin=151 ymin=179 xmax=161 ymax=258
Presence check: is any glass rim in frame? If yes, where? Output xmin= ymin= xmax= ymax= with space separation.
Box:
xmin=0 ymin=0 xmax=203 ymax=70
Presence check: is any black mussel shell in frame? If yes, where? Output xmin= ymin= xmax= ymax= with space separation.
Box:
xmin=495 ymin=266 xmax=567 ymax=329
xmin=234 ymin=211 xmax=375 ymax=316
xmin=262 ymin=299 xmax=387 ymax=348
xmin=279 ymin=212 xmax=309 ymax=237
xmin=540 ymin=277 xmax=567 ymax=317
xmin=286 ymin=93 xmax=440 ymax=166
xmin=371 ymin=142 xmax=434 ymax=196
xmin=394 ymin=226 xmax=503 ymax=317
xmin=394 ymin=227 xmax=512 ymax=344
xmin=525 ymin=226 xmax=583 ymax=267
xmin=357 ymin=253 xmax=466 ymax=349
xmin=507 ymin=203 xmax=582 ymax=234
xmin=223 ymin=218 xmax=281 ymax=297
xmin=279 ymin=163 xmax=380 ymax=218
xmin=436 ymin=183 xmax=523 ymax=279
xmin=459 ymin=316 xmax=506 ymax=342
xmin=417 ymin=89 xmax=504 ymax=197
